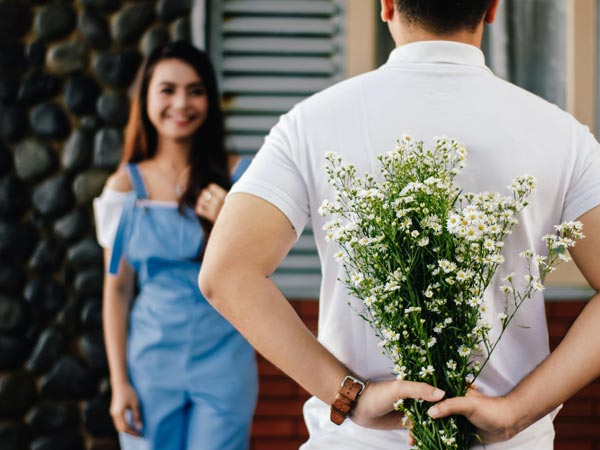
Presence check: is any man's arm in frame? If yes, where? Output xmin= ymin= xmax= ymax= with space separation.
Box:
xmin=199 ymin=193 xmax=445 ymax=429
xmin=428 ymin=205 xmax=600 ymax=442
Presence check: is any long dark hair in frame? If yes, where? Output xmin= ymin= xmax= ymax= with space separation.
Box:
xmin=121 ymin=41 xmax=230 ymax=249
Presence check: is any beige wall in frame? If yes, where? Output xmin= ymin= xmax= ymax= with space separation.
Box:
xmin=567 ymin=0 xmax=597 ymax=128
xmin=346 ymin=0 xmax=377 ymax=77
xmin=548 ymin=0 xmax=597 ymax=287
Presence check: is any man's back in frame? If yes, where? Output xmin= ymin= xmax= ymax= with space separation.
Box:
xmin=233 ymin=40 xmax=600 ymax=449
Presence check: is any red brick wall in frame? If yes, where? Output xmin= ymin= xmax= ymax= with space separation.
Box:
xmin=251 ymin=301 xmax=315 ymax=450
xmin=547 ymin=301 xmax=600 ymax=450
xmin=251 ymin=300 xmax=600 ymax=450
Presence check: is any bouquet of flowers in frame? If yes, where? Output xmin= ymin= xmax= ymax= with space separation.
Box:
xmin=319 ymin=135 xmax=583 ymax=449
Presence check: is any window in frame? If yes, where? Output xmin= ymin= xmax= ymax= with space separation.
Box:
xmin=197 ymin=0 xmax=348 ymax=298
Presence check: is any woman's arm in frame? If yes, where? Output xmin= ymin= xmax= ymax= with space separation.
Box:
xmin=102 ymin=249 xmax=143 ymax=436
xmin=99 ymin=170 xmax=143 ymax=436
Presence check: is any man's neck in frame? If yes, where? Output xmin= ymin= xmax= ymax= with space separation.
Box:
xmin=392 ymin=23 xmax=484 ymax=49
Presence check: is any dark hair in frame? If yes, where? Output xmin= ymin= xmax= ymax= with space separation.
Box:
xmin=121 ymin=41 xmax=230 ymax=252
xmin=394 ymin=0 xmax=493 ymax=34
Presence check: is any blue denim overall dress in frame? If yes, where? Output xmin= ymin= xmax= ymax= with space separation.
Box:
xmin=109 ymin=160 xmax=257 ymax=450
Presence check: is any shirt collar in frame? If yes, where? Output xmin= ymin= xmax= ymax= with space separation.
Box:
xmin=385 ymin=40 xmax=491 ymax=73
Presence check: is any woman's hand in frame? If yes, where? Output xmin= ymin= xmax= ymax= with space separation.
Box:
xmin=110 ymin=381 xmax=143 ymax=436
xmin=195 ymin=183 xmax=228 ymax=223
xmin=351 ymin=379 xmax=445 ymax=429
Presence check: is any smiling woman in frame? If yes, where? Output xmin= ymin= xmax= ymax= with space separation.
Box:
xmin=92 ymin=42 xmax=257 ymax=450
xmin=146 ymin=60 xmax=208 ymax=143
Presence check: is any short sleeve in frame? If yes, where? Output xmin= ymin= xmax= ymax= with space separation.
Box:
xmin=561 ymin=124 xmax=600 ymax=222
xmin=229 ymin=108 xmax=310 ymax=239
xmin=93 ymin=188 xmax=129 ymax=249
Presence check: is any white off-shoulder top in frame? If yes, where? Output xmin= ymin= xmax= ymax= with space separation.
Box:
xmin=93 ymin=188 xmax=129 ymax=249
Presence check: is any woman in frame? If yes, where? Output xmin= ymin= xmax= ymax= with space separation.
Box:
xmin=94 ymin=42 xmax=257 ymax=450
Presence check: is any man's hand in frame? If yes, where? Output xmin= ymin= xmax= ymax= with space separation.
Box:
xmin=352 ymin=379 xmax=445 ymax=429
xmin=427 ymin=388 xmax=520 ymax=443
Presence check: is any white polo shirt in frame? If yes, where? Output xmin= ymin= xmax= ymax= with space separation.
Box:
xmin=230 ymin=41 xmax=600 ymax=449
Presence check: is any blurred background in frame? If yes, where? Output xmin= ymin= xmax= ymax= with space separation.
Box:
xmin=0 ymin=0 xmax=598 ymax=449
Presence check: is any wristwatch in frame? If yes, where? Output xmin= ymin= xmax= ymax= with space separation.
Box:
xmin=330 ymin=375 xmax=367 ymax=425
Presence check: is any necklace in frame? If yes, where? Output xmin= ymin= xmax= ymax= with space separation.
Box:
xmin=154 ymin=162 xmax=190 ymax=197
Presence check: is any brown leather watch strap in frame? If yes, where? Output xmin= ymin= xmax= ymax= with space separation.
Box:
xmin=330 ymin=376 xmax=366 ymax=425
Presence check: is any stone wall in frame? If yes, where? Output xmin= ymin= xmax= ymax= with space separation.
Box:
xmin=0 ymin=1 xmax=192 ymax=449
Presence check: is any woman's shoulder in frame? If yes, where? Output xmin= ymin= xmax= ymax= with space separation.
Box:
xmin=228 ymin=154 xmax=241 ymax=174
xmin=105 ymin=167 xmax=133 ymax=193
xmin=229 ymin=154 xmax=253 ymax=182
xmin=94 ymin=169 xmax=134 ymax=249
xmin=95 ymin=167 xmax=134 ymax=214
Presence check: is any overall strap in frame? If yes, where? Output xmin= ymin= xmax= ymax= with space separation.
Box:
xmin=127 ymin=163 xmax=148 ymax=199
xmin=108 ymin=193 xmax=137 ymax=274
xmin=231 ymin=156 xmax=252 ymax=183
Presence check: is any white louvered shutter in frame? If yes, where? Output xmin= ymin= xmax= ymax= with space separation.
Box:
xmin=207 ymin=0 xmax=346 ymax=299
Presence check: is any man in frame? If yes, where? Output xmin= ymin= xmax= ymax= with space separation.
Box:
xmin=199 ymin=0 xmax=600 ymax=448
